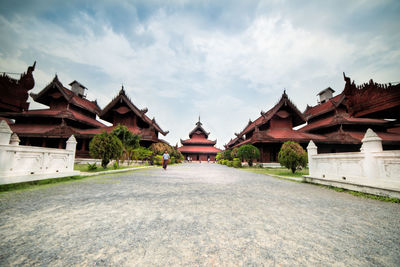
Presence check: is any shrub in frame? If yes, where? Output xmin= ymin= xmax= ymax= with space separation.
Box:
xmin=224 ymin=150 xmax=232 ymax=161
xmin=89 ymin=132 xmax=123 ymax=168
xmin=232 ymin=158 xmax=242 ymax=168
xmin=153 ymin=155 xmax=163 ymax=166
xmin=216 ymin=152 xmax=223 ymax=162
xmin=87 ymin=163 xmax=97 ymax=171
xmin=133 ymin=147 xmax=153 ymax=162
xmin=278 ymin=141 xmax=308 ymax=173
xmin=231 ymin=147 xmax=239 ymax=159
xmin=227 ymin=161 xmax=233 ymax=167
xmin=237 ymin=144 xmax=260 ymax=167
xmin=170 ymin=156 xmax=176 ymax=164
xmin=150 ymin=142 xmax=173 ymax=155
xmin=113 ymin=161 xmax=119 ymax=169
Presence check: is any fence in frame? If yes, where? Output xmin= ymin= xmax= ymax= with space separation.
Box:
xmin=306 ymin=129 xmax=400 ymax=198
xmin=0 ymin=120 xmax=79 ymax=185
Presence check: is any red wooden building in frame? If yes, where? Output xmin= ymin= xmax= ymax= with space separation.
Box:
xmin=79 ymin=87 xmax=169 ymax=150
xmin=178 ymin=118 xmax=222 ymax=161
xmin=227 ymin=73 xmax=400 ymax=162
xmin=0 ymin=62 xmax=36 ymax=113
xmin=225 ymin=91 xmax=323 ymax=162
xmin=300 ymin=73 xmax=400 ymax=152
xmin=0 ymin=69 xmax=169 ymax=157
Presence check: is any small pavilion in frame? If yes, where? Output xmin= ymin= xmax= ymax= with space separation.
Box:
xmin=178 ymin=118 xmax=222 ymax=161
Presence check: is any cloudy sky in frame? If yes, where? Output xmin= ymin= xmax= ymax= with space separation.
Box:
xmin=1 ymin=0 xmax=399 ymax=148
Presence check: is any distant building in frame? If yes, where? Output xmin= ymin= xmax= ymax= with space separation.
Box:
xmin=225 ymin=91 xmax=323 ymax=162
xmin=178 ymin=118 xmax=222 ymax=161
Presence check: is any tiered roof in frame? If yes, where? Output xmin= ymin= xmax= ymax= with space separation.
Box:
xmin=178 ymin=118 xmax=222 ymax=155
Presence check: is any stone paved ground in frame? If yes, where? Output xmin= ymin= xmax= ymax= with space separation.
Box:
xmin=0 ymin=163 xmax=399 ymax=266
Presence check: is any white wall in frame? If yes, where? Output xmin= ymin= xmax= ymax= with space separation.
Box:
xmin=306 ymin=129 xmax=400 ymax=198
xmin=0 ymin=120 xmax=79 ymax=185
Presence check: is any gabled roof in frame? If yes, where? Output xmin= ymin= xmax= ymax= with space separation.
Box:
xmin=100 ymin=87 xmax=168 ymax=136
xmin=188 ymin=117 xmax=210 ymax=139
xmin=239 ymin=91 xmax=305 ymax=137
xmin=0 ymin=109 xmax=106 ymax=128
xmin=30 ymin=75 xmax=101 ymax=115
xmin=300 ymin=113 xmax=389 ymax=132
xmin=303 ymin=93 xmax=345 ymax=120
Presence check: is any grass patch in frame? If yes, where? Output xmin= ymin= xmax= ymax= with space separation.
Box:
xmin=242 ymin=167 xmax=308 ymax=178
xmin=74 ymin=163 xmax=148 ymax=172
xmin=0 ymin=175 xmax=88 ymax=193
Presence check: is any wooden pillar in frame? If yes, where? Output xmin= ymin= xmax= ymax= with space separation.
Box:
xmin=58 ymin=139 xmax=63 ymax=149
xmin=42 ymin=139 xmax=46 ymax=147
xmin=81 ymin=139 xmax=86 ymax=151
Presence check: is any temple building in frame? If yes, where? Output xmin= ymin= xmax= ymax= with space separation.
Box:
xmin=0 ymin=62 xmax=36 ymax=113
xmin=226 ymin=73 xmax=400 ymax=162
xmin=225 ymin=91 xmax=323 ymax=162
xmin=300 ymin=73 xmax=400 ymax=152
xmin=178 ymin=118 xmax=222 ymax=161
xmin=0 ymin=66 xmax=169 ymax=158
xmin=79 ymin=87 xmax=169 ymax=150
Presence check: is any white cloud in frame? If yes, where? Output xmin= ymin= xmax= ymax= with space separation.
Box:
xmin=0 ymin=1 xmax=399 ymax=147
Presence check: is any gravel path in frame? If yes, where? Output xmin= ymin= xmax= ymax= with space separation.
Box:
xmin=1 ymin=163 xmax=399 ymax=266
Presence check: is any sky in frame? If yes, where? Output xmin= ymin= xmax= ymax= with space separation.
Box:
xmin=1 ymin=0 xmax=399 ymax=148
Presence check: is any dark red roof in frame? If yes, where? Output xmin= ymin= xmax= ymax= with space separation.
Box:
xmin=300 ymin=113 xmax=388 ymax=132
xmin=181 ymin=138 xmax=216 ymax=145
xmin=178 ymin=145 xmax=222 ymax=154
xmin=30 ymin=75 xmax=101 ymax=115
xmin=239 ymin=91 xmax=305 ymax=137
xmin=3 ymin=109 xmax=106 ymax=128
xmin=101 ymin=88 xmax=168 ymax=136
xmin=303 ymin=94 xmax=345 ymax=119
xmin=188 ymin=119 xmax=210 ymax=139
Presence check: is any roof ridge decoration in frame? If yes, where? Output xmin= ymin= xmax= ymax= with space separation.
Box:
xmin=239 ymin=90 xmax=305 ymax=137
xmin=188 ymin=118 xmax=210 ymax=138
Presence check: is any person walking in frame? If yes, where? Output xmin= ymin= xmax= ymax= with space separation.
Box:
xmin=162 ymin=150 xmax=170 ymax=170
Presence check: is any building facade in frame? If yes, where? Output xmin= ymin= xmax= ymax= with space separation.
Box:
xmin=178 ymin=119 xmax=222 ymax=161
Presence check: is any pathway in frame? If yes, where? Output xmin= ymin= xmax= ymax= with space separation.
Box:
xmin=1 ymin=163 xmax=399 ymax=266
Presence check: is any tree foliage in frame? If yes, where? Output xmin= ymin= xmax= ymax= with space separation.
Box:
xmin=150 ymin=142 xmax=174 ymax=155
xmin=237 ymin=144 xmax=260 ymax=167
xmin=89 ymin=132 xmax=123 ymax=168
xmin=278 ymin=141 xmax=308 ymax=173
xmin=223 ymin=149 xmax=232 ymax=161
xmin=132 ymin=147 xmax=153 ymax=161
xmin=111 ymin=124 xmax=140 ymax=164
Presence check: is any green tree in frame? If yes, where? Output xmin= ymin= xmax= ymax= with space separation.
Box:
xmin=231 ymin=147 xmax=239 ymax=159
xmin=150 ymin=142 xmax=174 ymax=155
xmin=278 ymin=141 xmax=308 ymax=173
xmin=111 ymin=124 xmax=140 ymax=165
xmin=132 ymin=146 xmax=153 ymax=162
xmin=223 ymin=149 xmax=232 ymax=161
xmin=89 ymin=132 xmax=123 ymax=168
xmin=237 ymin=144 xmax=260 ymax=167
xmin=216 ymin=152 xmax=223 ymax=162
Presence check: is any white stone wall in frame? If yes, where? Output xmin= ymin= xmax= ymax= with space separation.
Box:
xmin=306 ymin=129 xmax=400 ymax=197
xmin=0 ymin=120 xmax=79 ymax=185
